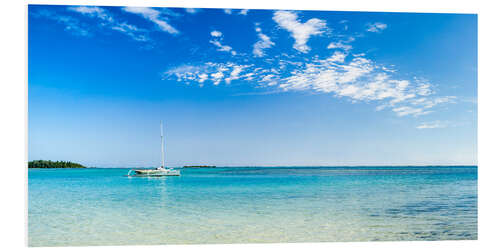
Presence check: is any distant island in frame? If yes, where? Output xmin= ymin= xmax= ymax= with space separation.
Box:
xmin=28 ymin=160 xmax=86 ymax=168
xmin=183 ymin=165 xmax=216 ymax=168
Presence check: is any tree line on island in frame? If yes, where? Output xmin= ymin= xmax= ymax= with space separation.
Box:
xmin=28 ymin=160 xmax=216 ymax=169
xmin=28 ymin=160 xmax=86 ymax=168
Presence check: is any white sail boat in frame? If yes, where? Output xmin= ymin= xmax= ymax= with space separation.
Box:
xmin=128 ymin=121 xmax=180 ymax=177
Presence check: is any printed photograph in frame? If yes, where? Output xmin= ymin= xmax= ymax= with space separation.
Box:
xmin=28 ymin=5 xmax=477 ymax=247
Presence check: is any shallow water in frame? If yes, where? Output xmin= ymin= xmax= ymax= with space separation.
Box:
xmin=28 ymin=166 xmax=477 ymax=246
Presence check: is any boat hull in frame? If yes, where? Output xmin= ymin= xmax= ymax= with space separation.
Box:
xmin=128 ymin=169 xmax=181 ymax=177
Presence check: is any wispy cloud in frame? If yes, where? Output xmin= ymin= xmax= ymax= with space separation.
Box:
xmin=277 ymin=54 xmax=429 ymax=112
xmin=163 ymin=49 xmax=455 ymax=117
xmin=273 ymin=10 xmax=327 ymax=53
xmin=68 ymin=6 xmax=106 ymax=18
xmin=327 ymin=41 xmax=352 ymax=51
xmin=163 ymin=62 xmax=252 ymax=86
xmin=32 ymin=9 xmax=90 ymax=36
xmin=123 ymin=7 xmax=179 ymax=34
xmin=392 ymin=106 xmax=431 ymax=117
xmin=68 ymin=6 xmax=150 ymax=42
xmin=339 ymin=20 xmax=349 ymax=30
xmin=225 ymin=65 xmax=248 ymax=84
xmin=253 ymin=26 xmax=275 ymax=57
xmin=210 ymin=40 xmax=236 ymax=55
xmin=366 ymin=22 xmax=387 ymax=33
xmin=209 ymin=30 xmax=237 ymax=55
xmin=35 ymin=7 xmax=151 ymax=42
xmin=222 ymin=9 xmax=249 ymax=15
xmin=416 ymin=121 xmax=448 ymax=129
xmin=185 ymin=8 xmax=200 ymax=14
xmin=210 ymin=30 xmax=222 ymax=37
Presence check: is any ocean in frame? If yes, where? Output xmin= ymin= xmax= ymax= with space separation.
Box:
xmin=28 ymin=166 xmax=477 ymax=246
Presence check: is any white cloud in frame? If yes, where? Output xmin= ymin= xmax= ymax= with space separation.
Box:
xmin=210 ymin=40 xmax=232 ymax=52
xmin=34 ymin=9 xmax=90 ymax=36
xmin=68 ymin=6 xmax=149 ymax=42
xmin=392 ymin=106 xmax=430 ymax=117
xmin=198 ymin=73 xmax=208 ymax=83
xmin=366 ymin=22 xmax=387 ymax=33
xmin=382 ymin=66 xmax=396 ymax=73
xmin=185 ymin=8 xmax=199 ymax=14
xmin=416 ymin=121 xmax=448 ymax=129
xmin=210 ymin=30 xmax=222 ymax=37
xmin=164 ymin=52 xmax=455 ymax=117
xmin=261 ymin=74 xmax=279 ymax=86
xmin=211 ymin=72 xmax=224 ymax=85
xmin=328 ymin=51 xmax=347 ymax=63
xmin=162 ymin=64 xmax=228 ymax=86
xmin=253 ymin=27 xmax=275 ymax=57
xmin=209 ymin=30 xmax=237 ymax=55
xmin=69 ymin=6 xmax=107 ymax=16
xmin=222 ymin=9 xmax=249 ymax=15
xmin=327 ymin=41 xmax=352 ymax=51
xmin=163 ymin=63 xmax=253 ymax=86
xmin=225 ymin=65 xmax=246 ymax=84
xmin=339 ymin=20 xmax=349 ymax=30
xmin=123 ymin=7 xmax=179 ymax=34
xmin=416 ymin=83 xmax=432 ymax=96
xmin=273 ymin=10 xmax=327 ymax=53
xmin=410 ymin=96 xmax=456 ymax=109
xmin=278 ymin=52 xmax=454 ymax=116
xmin=280 ymin=55 xmax=372 ymax=92
xmin=109 ymin=22 xmax=149 ymax=42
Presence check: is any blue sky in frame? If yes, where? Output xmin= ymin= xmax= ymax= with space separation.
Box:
xmin=28 ymin=5 xmax=477 ymax=167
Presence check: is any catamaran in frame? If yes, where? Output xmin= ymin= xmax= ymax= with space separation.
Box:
xmin=127 ymin=121 xmax=180 ymax=177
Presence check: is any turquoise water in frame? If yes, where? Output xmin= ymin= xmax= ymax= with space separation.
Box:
xmin=28 ymin=166 xmax=477 ymax=246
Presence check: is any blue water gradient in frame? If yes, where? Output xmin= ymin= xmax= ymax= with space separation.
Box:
xmin=28 ymin=166 xmax=477 ymax=246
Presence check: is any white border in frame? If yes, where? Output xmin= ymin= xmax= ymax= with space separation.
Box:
xmin=1 ymin=0 xmax=499 ymax=249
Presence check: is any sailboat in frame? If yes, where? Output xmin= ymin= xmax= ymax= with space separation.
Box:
xmin=127 ymin=121 xmax=181 ymax=177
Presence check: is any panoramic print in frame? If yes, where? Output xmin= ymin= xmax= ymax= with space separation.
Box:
xmin=28 ymin=5 xmax=477 ymax=246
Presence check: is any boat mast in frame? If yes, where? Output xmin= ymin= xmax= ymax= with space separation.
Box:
xmin=161 ymin=121 xmax=165 ymax=168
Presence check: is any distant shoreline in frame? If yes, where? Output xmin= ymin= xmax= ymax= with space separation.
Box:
xmin=28 ymin=165 xmax=477 ymax=169
xmin=183 ymin=165 xmax=216 ymax=168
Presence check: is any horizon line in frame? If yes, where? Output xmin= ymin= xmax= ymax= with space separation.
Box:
xmin=81 ymin=164 xmax=478 ymax=169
